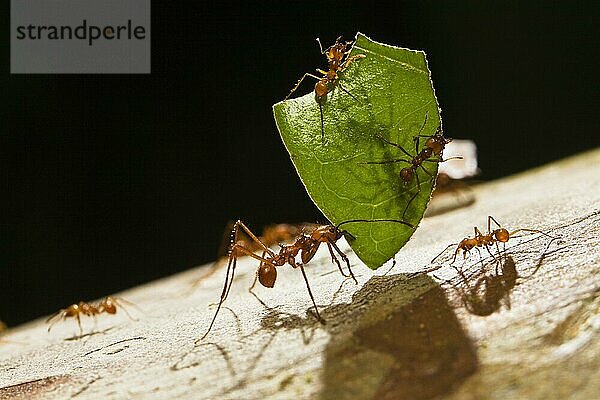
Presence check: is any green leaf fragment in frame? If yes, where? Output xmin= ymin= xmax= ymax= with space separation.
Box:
xmin=273 ymin=32 xmax=442 ymax=269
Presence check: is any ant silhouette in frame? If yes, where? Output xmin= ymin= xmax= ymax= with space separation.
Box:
xmin=439 ymin=254 xmax=519 ymax=316
xmin=285 ymin=36 xmax=366 ymax=143
xmin=432 ymin=215 xmax=557 ymax=266
xmin=362 ymin=113 xmax=460 ymax=220
xmin=46 ymin=296 xmax=137 ymax=336
xmin=199 ymin=218 xmax=414 ymax=340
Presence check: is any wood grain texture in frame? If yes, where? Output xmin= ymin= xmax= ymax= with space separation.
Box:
xmin=1 ymin=149 xmax=599 ymax=400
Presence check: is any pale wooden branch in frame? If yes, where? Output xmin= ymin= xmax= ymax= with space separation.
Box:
xmin=1 ymin=149 xmax=599 ymax=400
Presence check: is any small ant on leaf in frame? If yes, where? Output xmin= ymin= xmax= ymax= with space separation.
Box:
xmin=199 ymin=218 xmax=414 ymax=340
xmin=362 ymin=113 xmax=461 ymax=220
xmin=46 ymin=296 xmax=138 ymax=336
xmin=432 ymin=215 xmax=557 ymax=266
xmin=284 ymin=36 xmax=366 ymax=143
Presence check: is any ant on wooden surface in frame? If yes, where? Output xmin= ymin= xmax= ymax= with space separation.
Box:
xmin=188 ymin=223 xmax=308 ymax=291
xmin=362 ymin=113 xmax=460 ymax=220
xmin=438 ymin=255 xmax=519 ymax=316
xmin=46 ymin=296 xmax=137 ymax=336
xmin=285 ymin=36 xmax=366 ymax=143
xmin=432 ymin=215 xmax=556 ymax=266
xmin=221 ymin=222 xmax=305 ymax=258
xmin=199 ymin=218 xmax=414 ymax=340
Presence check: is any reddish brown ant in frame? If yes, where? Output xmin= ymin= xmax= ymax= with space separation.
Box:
xmin=199 ymin=218 xmax=414 ymax=340
xmin=231 ymin=223 xmax=306 ymax=256
xmin=362 ymin=113 xmax=460 ymax=220
xmin=284 ymin=36 xmax=366 ymax=143
xmin=189 ymin=223 xmax=307 ymax=291
xmin=46 ymin=296 xmax=137 ymax=335
xmin=432 ymin=216 xmax=556 ymax=266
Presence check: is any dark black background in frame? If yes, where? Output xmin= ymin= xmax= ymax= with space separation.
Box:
xmin=2 ymin=2 xmax=598 ymax=325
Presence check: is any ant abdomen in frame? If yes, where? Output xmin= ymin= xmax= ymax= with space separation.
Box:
xmin=315 ymin=81 xmax=329 ymax=98
xmin=400 ymin=168 xmax=413 ymax=183
xmin=258 ymin=263 xmax=277 ymax=288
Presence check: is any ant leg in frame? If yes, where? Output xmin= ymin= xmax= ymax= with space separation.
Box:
xmin=373 ymin=135 xmax=414 ymax=158
xmin=439 ymin=156 xmax=464 ymax=162
xmin=285 ymin=73 xmax=322 ymax=100
xmin=112 ymin=298 xmax=139 ymax=321
xmin=484 ymin=244 xmax=498 ymax=264
xmin=319 ymin=102 xmax=325 ymax=144
xmin=402 ymin=172 xmax=421 ymax=219
xmin=76 ymin=314 xmax=83 ymax=336
xmin=232 ymin=221 xmax=276 ymax=257
xmin=509 ymin=228 xmax=557 ymax=240
xmin=413 ymin=132 xmax=421 ymax=155
xmin=475 ymin=247 xmax=486 ymax=271
xmin=337 ymin=82 xmax=359 ymax=101
xmin=46 ymin=310 xmax=65 ymax=332
xmin=488 ymin=216 xmax=502 ymax=232
xmin=224 ymin=246 xmax=272 ymax=300
xmin=316 ymin=37 xmax=325 ymax=54
xmin=431 ymin=243 xmax=458 ymax=264
xmin=201 ymin=243 xmax=273 ymax=340
xmin=114 ymin=297 xmax=143 ymax=316
xmin=522 ymin=235 xmax=560 ymax=278
xmin=341 ymin=54 xmax=366 ymax=70
xmin=316 ymin=36 xmax=342 ymax=54
xmin=419 ymin=164 xmax=435 ymax=178
xmin=450 ymin=247 xmax=461 ymax=265
xmin=494 ymin=242 xmax=503 ymax=274
xmin=419 ymin=112 xmax=429 ymax=135
xmin=200 ymin=254 xmax=237 ymax=341
xmin=299 ymin=264 xmax=324 ymax=323
xmin=412 ymin=112 xmax=430 ymax=144
xmin=328 ymin=239 xmax=357 ymax=284
xmin=360 ymin=158 xmax=410 ymax=165
xmin=326 ymin=242 xmax=349 ymax=278
xmin=249 ymin=271 xmax=259 ymax=292
xmin=474 ymin=226 xmax=484 ymax=237
xmin=248 ymin=250 xmax=266 ymax=292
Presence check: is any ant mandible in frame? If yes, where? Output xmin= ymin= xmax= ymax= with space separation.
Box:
xmin=432 ymin=215 xmax=556 ymax=266
xmin=362 ymin=113 xmax=460 ymax=220
xmin=46 ymin=296 xmax=136 ymax=336
xmin=284 ymin=36 xmax=366 ymax=143
xmin=199 ymin=218 xmax=414 ymax=340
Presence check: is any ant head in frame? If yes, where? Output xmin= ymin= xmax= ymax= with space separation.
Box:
xmin=313 ymin=225 xmax=345 ymax=242
xmin=494 ymin=228 xmax=510 ymax=242
xmin=103 ymin=299 xmax=117 ymax=314
xmin=326 ymin=225 xmax=344 ymax=240
xmin=400 ymin=167 xmax=413 ymax=183
xmin=65 ymin=304 xmax=80 ymax=316
xmin=426 ymin=136 xmax=445 ymax=155
xmin=258 ymin=263 xmax=277 ymax=288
